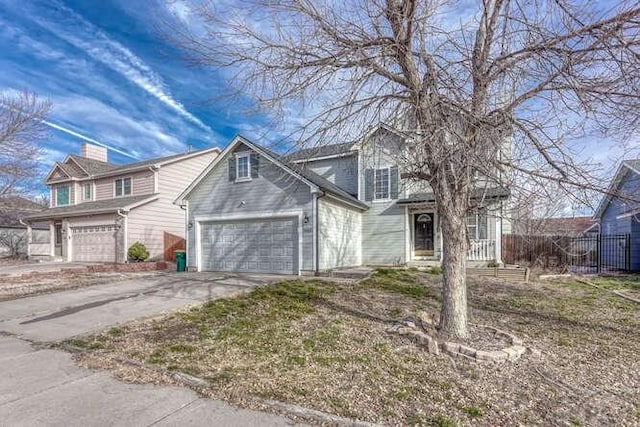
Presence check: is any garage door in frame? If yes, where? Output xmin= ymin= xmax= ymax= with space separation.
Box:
xmin=71 ymin=224 xmax=117 ymax=262
xmin=200 ymin=217 xmax=298 ymax=274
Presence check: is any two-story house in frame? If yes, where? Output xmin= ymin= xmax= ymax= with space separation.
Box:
xmin=25 ymin=143 xmax=219 ymax=263
xmin=176 ymin=126 xmax=509 ymax=275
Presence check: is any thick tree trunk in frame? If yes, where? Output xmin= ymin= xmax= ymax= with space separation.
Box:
xmin=437 ymin=196 xmax=470 ymax=339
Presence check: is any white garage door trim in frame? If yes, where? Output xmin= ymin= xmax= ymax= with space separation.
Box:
xmin=195 ymin=210 xmax=304 ymax=275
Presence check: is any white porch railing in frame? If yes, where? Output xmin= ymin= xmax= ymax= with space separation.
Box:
xmin=467 ymin=239 xmax=496 ymax=261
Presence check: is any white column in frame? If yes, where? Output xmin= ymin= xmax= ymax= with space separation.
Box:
xmin=404 ymin=206 xmax=411 ymax=263
xmin=26 ymin=224 xmax=32 ymax=259
xmin=495 ymin=214 xmax=502 ymax=265
xmin=50 ymin=222 xmax=55 ymax=257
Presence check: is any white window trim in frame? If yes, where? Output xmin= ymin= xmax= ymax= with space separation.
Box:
xmin=114 ymin=177 xmax=133 ymax=198
xmin=373 ymin=166 xmax=391 ymax=202
xmin=235 ymin=152 xmax=252 ymax=182
xmin=56 ymin=184 xmax=70 ymax=206
xmin=82 ymin=182 xmax=93 ymax=201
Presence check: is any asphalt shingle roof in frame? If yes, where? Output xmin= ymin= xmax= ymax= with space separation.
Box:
xmin=67 ymin=155 xmax=119 ymax=175
xmin=24 ymin=194 xmax=158 ymax=221
xmin=284 ymin=142 xmax=355 ymax=162
xmin=397 ymin=187 xmax=510 ymax=204
xmin=257 ymin=143 xmax=367 ymax=210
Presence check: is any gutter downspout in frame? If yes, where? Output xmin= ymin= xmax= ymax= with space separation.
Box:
xmin=180 ymin=201 xmax=188 ymax=269
xmin=313 ymin=191 xmax=325 ymax=274
xmin=116 ymin=209 xmax=128 ymax=263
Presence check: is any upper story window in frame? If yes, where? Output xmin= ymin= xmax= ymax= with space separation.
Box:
xmin=228 ymin=151 xmax=259 ymax=182
xmin=115 ymin=177 xmax=132 ymax=197
xmin=83 ymin=183 xmax=92 ymax=201
xmin=236 ymin=153 xmax=250 ymax=181
xmin=56 ymin=185 xmax=70 ymax=206
xmin=374 ymin=167 xmax=390 ymax=200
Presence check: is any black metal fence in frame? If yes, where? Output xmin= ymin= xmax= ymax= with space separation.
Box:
xmin=502 ymin=234 xmax=630 ymax=273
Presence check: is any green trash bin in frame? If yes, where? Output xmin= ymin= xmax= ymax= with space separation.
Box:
xmin=174 ymin=250 xmax=186 ymax=272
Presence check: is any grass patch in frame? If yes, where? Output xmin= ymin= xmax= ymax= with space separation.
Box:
xmin=78 ymin=273 xmax=639 ymax=426
xmin=463 ymin=406 xmax=483 ymax=418
xmin=360 ymin=268 xmax=427 ymax=298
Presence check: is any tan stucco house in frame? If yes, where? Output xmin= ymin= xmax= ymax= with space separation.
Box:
xmin=24 ymin=143 xmax=219 ymax=263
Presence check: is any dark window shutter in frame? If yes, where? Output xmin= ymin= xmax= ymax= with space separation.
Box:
xmin=390 ymin=166 xmax=399 ymax=199
xmin=364 ymin=168 xmax=374 ymax=201
xmin=228 ymin=157 xmax=236 ymax=181
xmin=250 ymin=153 xmax=259 ymax=178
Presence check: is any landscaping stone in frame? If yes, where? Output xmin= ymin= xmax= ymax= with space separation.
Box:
xmin=442 ymin=342 xmax=460 ymax=354
xmin=458 ymin=344 xmax=477 ymax=357
xmin=487 ymin=350 xmax=508 ymax=362
xmin=527 ymin=347 xmax=542 ymax=359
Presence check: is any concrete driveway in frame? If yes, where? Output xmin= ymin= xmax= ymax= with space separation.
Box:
xmin=0 ymin=272 xmax=301 ymax=426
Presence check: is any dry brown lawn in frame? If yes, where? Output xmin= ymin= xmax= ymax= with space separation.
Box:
xmin=71 ymin=269 xmax=640 ymax=426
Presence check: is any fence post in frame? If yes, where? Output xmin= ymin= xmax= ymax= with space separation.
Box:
xmin=597 ymin=234 xmax=601 ymax=273
xmin=626 ymin=234 xmax=631 ymax=271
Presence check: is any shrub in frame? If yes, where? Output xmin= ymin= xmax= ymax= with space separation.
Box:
xmin=428 ymin=265 xmax=442 ymax=275
xmin=128 ymin=241 xmax=149 ymax=262
xmin=486 ymin=259 xmax=500 ymax=268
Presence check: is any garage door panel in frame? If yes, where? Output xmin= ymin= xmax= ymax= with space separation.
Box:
xmin=71 ymin=224 xmax=117 ymax=263
xmin=200 ymin=217 xmax=298 ymax=274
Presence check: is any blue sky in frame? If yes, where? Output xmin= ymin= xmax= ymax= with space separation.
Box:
xmin=0 ymin=0 xmax=265 ymax=167
xmin=1 ymin=0 xmax=635 ymax=206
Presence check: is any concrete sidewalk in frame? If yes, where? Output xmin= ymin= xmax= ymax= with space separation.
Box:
xmin=0 ymin=261 xmax=103 ymax=277
xmin=0 ymin=335 xmax=297 ymax=426
xmin=0 ymin=272 xmax=302 ymax=426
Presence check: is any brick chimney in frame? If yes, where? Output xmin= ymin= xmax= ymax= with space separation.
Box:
xmin=80 ymin=143 xmax=108 ymax=162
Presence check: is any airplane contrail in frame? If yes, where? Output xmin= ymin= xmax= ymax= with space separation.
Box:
xmin=43 ymin=120 xmax=139 ymax=160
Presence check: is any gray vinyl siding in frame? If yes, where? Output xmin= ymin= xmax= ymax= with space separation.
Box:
xmin=186 ymin=143 xmax=314 ymax=271
xmin=94 ymin=170 xmax=155 ymax=201
xmin=318 ymin=197 xmax=362 ymax=269
xmin=361 ymin=201 xmax=405 ymax=265
xmin=127 ymin=151 xmax=218 ymax=261
xmin=303 ymin=156 xmax=358 ymax=196
xmin=359 ymin=130 xmax=406 ymax=265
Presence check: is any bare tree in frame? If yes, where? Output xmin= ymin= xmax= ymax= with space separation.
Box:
xmin=171 ymin=0 xmax=640 ymax=338
xmin=0 ymin=90 xmax=51 ymax=197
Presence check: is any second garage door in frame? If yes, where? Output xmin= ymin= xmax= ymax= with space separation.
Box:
xmin=200 ymin=217 xmax=298 ymax=274
xmin=71 ymin=224 xmax=117 ymax=262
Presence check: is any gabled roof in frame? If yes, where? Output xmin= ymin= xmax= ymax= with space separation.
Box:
xmin=593 ymin=160 xmax=640 ymax=220
xmin=45 ymin=146 xmax=220 ymax=184
xmin=67 ymin=154 xmax=118 ymax=175
xmin=285 ymin=142 xmax=355 ymax=162
xmin=176 ymin=135 xmax=368 ymax=210
xmin=527 ymin=216 xmax=597 ymax=236
xmin=23 ymin=194 xmax=159 ymax=221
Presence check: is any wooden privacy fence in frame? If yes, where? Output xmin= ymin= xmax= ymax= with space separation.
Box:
xmin=502 ymin=233 xmax=630 ymax=272
xmin=163 ymin=232 xmax=186 ymax=262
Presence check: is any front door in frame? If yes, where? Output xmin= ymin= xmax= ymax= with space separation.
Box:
xmin=54 ymin=223 xmax=63 ymax=256
xmin=414 ymin=213 xmax=434 ymax=256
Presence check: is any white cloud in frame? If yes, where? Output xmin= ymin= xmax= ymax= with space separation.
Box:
xmin=31 ymin=0 xmax=214 ymax=134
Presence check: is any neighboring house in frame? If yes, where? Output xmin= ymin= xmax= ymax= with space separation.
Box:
xmin=0 ymin=196 xmax=48 ymax=258
xmin=592 ymin=159 xmax=640 ymax=270
xmin=176 ymin=128 xmax=510 ymax=275
xmin=24 ymin=143 xmax=219 ymax=263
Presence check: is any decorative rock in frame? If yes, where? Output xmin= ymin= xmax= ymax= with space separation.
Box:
xmin=474 ymin=350 xmax=494 ymax=361
xmin=526 ymin=347 xmax=542 ymax=359
xmin=418 ymin=311 xmax=432 ymax=325
xmin=511 ymin=336 xmax=524 ymax=346
xmin=458 ymin=344 xmax=477 ymax=358
xmin=502 ymin=345 xmax=526 ymax=361
xmin=397 ymin=327 xmax=413 ymax=335
xmin=403 ymin=320 xmax=416 ymax=329
xmin=442 ymin=341 xmax=460 ymax=354
xmin=487 ymin=350 xmax=508 ymax=362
